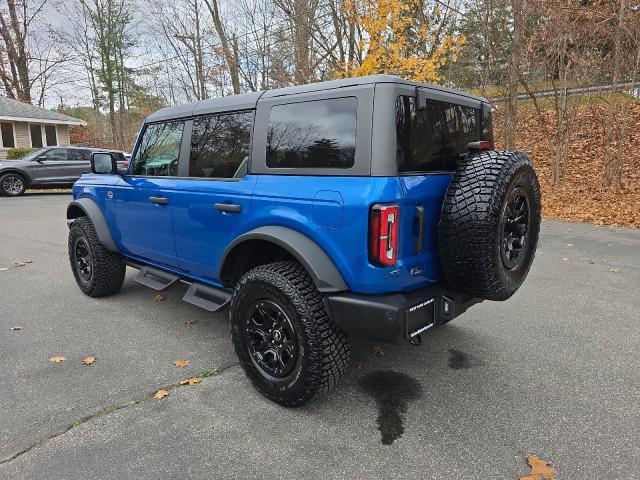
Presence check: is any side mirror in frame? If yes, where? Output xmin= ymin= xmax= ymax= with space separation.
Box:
xmin=36 ymin=155 xmax=47 ymax=162
xmin=91 ymin=152 xmax=118 ymax=174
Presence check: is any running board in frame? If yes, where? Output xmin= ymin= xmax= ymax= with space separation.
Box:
xmin=182 ymin=283 xmax=232 ymax=312
xmin=134 ymin=266 xmax=180 ymax=292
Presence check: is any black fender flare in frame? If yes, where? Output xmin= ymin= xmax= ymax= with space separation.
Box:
xmin=220 ymin=226 xmax=348 ymax=293
xmin=66 ymin=198 xmax=118 ymax=252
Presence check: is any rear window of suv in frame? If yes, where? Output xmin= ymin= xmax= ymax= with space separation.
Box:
xmin=396 ymin=95 xmax=482 ymax=173
xmin=266 ymin=97 xmax=357 ymax=169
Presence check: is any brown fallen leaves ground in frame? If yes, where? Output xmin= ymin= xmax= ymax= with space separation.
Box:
xmin=494 ymin=101 xmax=640 ymax=228
xmin=519 ymin=455 xmax=557 ymax=480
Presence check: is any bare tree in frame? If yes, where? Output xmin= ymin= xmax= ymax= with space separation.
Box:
xmin=203 ymin=0 xmax=240 ymax=93
xmin=0 ymin=0 xmax=50 ymax=102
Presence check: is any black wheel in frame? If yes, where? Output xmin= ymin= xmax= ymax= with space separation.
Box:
xmin=438 ymin=151 xmax=541 ymax=301
xmin=230 ymin=261 xmax=351 ymax=407
xmin=68 ymin=217 xmax=126 ymax=297
xmin=0 ymin=173 xmax=27 ymax=196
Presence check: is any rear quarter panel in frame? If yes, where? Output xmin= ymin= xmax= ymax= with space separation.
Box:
xmin=250 ymin=174 xmax=450 ymax=294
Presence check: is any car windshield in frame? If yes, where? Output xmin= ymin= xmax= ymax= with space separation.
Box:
xmin=20 ymin=148 xmax=48 ymax=161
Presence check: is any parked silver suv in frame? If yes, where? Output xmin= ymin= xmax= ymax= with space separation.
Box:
xmin=0 ymin=147 xmax=127 ymax=196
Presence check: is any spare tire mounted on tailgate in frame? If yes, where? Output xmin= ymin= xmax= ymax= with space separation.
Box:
xmin=438 ymin=151 xmax=541 ymax=301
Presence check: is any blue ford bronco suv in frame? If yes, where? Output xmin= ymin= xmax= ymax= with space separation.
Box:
xmin=67 ymin=75 xmax=541 ymax=406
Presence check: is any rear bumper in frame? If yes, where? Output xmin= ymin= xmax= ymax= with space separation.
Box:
xmin=324 ymin=284 xmax=482 ymax=345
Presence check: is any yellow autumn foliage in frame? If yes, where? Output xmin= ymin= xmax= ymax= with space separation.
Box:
xmin=342 ymin=0 xmax=465 ymax=83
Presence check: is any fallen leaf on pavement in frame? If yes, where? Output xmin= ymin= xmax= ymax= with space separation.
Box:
xmin=49 ymin=355 xmax=65 ymax=363
xmin=370 ymin=346 xmax=385 ymax=356
xmin=14 ymin=262 xmax=26 ymax=267
xmin=174 ymin=359 xmax=190 ymax=368
xmin=519 ymin=455 xmax=556 ymax=480
xmin=183 ymin=320 xmax=198 ymax=327
xmin=10 ymin=326 xmax=22 ymax=331
xmin=180 ymin=377 xmax=202 ymax=385
xmin=154 ymin=293 xmax=166 ymax=303
xmin=82 ymin=356 xmax=96 ymax=365
xmin=153 ymin=389 xmax=169 ymax=400
xmin=609 ymin=268 xmax=622 ymax=273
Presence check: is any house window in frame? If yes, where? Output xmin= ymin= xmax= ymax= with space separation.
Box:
xmin=30 ymin=124 xmax=43 ymax=148
xmin=0 ymin=123 xmax=15 ymax=148
xmin=45 ymin=125 xmax=58 ymax=146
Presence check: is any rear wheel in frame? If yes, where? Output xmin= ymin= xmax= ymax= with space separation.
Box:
xmin=0 ymin=173 xmax=27 ymax=196
xmin=230 ymin=261 xmax=351 ymax=407
xmin=68 ymin=217 xmax=126 ymax=297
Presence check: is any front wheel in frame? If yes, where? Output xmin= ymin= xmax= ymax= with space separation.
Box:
xmin=0 ymin=173 xmax=27 ymax=196
xmin=68 ymin=217 xmax=126 ymax=297
xmin=230 ymin=261 xmax=351 ymax=407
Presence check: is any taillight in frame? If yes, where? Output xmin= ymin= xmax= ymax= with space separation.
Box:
xmin=478 ymin=140 xmax=493 ymax=150
xmin=369 ymin=204 xmax=399 ymax=267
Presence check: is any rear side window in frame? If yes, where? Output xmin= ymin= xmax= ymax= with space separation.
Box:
xmin=396 ymin=96 xmax=481 ymax=173
xmin=69 ymin=149 xmax=91 ymax=161
xmin=189 ymin=111 xmax=253 ymax=178
xmin=132 ymin=121 xmax=184 ymax=176
xmin=266 ymin=97 xmax=357 ymax=169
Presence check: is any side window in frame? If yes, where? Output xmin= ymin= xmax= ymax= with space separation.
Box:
xmin=68 ymin=149 xmax=91 ymax=161
xmin=266 ymin=97 xmax=357 ymax=169
xmin=189 ymin=111 xmax=253 ymax=178
xmin=44 ymin=148 xmax=67 ymax=161
xmin=1 ymin=123 xmax=15 ymax=148
xmin=132 ymin=121 xmax=184 ymax=176
xmin=396 ymin=96 xmax=481 ymax=173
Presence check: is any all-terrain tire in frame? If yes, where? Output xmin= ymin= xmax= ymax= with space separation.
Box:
xmin=0 ymin=172 xmax=27 ymax=196
xmin=438 ymin=151 xmax=541 ymax=301
xmin=230 ymin=261 xmax=351 ymax=407
xmin=68 ymin=216 xmax=126 ymax=297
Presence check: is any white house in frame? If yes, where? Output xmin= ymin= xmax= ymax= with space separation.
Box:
xmin=0 ymin=96 xmax=85 ymax=159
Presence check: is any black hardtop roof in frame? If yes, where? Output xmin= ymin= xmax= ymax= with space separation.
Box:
xmin=145 ymin=75 xmax=489 ymax=123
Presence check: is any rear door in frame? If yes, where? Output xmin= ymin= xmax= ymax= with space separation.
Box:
xmin=67 ymin=149 xmax=92 ymax=180
xmin=171 ymin=110 xmax=256 ymax=283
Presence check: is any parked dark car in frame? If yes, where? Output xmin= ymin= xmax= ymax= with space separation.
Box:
xmin=0 ymin=146 xmax=127 ymax=196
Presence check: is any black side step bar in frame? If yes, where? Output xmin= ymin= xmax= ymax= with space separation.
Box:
xmin=134 ymin=266 xmax=180 ymax=291
xmin=182 ymin=283 xmax=231 ymax=312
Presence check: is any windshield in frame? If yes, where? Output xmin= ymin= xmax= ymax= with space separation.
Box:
xmin=20 ymin=148 xmax=47 ymax=161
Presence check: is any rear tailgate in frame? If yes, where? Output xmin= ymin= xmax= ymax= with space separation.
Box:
xmin=397 ymin=174 xmax=453 ymax=284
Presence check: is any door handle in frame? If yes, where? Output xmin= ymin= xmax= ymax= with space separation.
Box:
xmin=414 ymin=205 xmax=425 ymax=255
xmin=149 ymin=196 xmax=169 ymax=206
xmin=214 ymin=203 xmax=242 ymax=213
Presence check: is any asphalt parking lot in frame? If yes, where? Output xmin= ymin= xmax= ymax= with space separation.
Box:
xmin=1 ymin=193 xmax=639 ymax=479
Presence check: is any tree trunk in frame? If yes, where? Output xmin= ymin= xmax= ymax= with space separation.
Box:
xmin=203 ymin=0 xmax=241 ymax=94
xmin=603 ymin=0 xmax=626 ymax=189
xmin=504 ymin=0 xmax=522 ymax=150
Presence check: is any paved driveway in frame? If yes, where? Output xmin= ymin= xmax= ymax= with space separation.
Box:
xmin=1 ymin=193 xmax=639 ymax=479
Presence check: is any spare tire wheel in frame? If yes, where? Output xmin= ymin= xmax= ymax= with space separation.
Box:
xmin=438 ymin=151 xmax=541 ymax=301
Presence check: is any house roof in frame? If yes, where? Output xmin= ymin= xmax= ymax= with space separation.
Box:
xmin=0 ymin=96 xmax=85 ymax=126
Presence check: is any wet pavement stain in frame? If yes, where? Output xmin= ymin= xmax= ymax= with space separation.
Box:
xmin=359 ymin=370 xmax=423 ymax=445
xmin=447 ymin=349 xmax=485 ymax=369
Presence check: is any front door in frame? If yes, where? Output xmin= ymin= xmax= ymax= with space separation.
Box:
xmin=24 ymin=148 xmax=72 ymax=184
xmin=114 ymin=120 xmax=186 ymax=269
